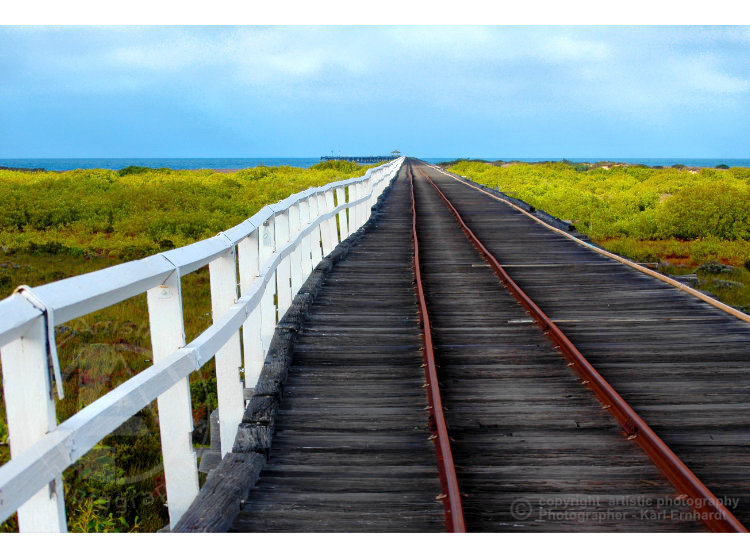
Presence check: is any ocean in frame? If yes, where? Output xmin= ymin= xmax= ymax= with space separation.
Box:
xmin=1 ymin=157 xmax=750 ymax=171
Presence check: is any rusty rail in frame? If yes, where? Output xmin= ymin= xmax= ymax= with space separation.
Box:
xmin=430 ymin=164 xmax=750 ymax=326
xmin=417 ymin=166 xmax=747 ymax=533
xmin=410 ymin=165 xmax=466 ymax=533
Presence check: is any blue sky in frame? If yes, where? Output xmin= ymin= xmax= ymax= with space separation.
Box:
xmin=1 ymin=26 xmax=749 ymax=158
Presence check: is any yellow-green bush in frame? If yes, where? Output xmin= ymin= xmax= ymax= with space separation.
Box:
xmin=0 ymin=163 xmax=371 ymax=260
xmin=448 ymin=161 xmax=750 ymax=265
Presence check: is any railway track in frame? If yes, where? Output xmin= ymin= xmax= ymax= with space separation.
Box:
xmin=228 ymin=159 xmax=750 ymax=532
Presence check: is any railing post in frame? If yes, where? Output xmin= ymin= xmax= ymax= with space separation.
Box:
xmin=146 ymin=271 xmax=199 ymax=527
xmin=298 ymin=199 xmax=313 ymax=276
xmin=366 ymin=180 xmax=373 ymax=213
xmin=320 ymin=191 xmax=335 ymax=256
xmin=208 ymin=248 xmax=245 ymax=456
xmin=238 ymin=230 xmax=263 ymax=388
xmin=361 ymin=180 xmax=369 ymax=227
xmin=0 ymin=317 xmax=67 ymax=532
xmin=323 ymin=189 xmax=338 ymax=252
xmin=275 ymin=210 xmax=292 ymax=319
xmin=316 ymin=192 xmax=332 ymax=257
xmin=371 ymin=173 xmax=382 ymax=209
xmin=355 ymin=181 xmax=366 ymax=229
xmin=288 ymin=203 xmax=304 ymax=296
xmin=309 ymin=195 xmax=324 ymax=266
xmin=259 ymin=216 xmax=277 ymax=354
xmin=348 ymin=183 xmax=359 ymax=231
xmin=366 ymin=174 xmax=375 ymax=212
xmin=336 ymin=186 xmax=349 ymax=241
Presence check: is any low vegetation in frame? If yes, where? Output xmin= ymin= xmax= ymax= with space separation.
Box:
xmin=0 ymin=160 xmax=368 ymax=260
xmin=445 ymin=160 xmax=750 ymax=311
xmin=0 ymin=160 xmax=371 ymax=533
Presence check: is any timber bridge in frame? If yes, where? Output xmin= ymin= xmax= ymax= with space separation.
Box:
xmin=1 ymin=158 xmax=750 ymax=532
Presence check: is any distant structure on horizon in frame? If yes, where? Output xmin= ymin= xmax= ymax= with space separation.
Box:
xmin=320 ymin=150 xmax=401 ymax=164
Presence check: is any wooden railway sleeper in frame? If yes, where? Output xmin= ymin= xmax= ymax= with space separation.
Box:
xmin=415 ymin=164 xmax=747 ymax=533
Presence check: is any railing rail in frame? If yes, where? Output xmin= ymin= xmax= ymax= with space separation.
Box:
xmin=0 ymin=157 xmax=405 ymax=531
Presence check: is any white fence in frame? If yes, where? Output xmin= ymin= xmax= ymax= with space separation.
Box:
xmin=0 ymin=157 xmax=404 ymax=532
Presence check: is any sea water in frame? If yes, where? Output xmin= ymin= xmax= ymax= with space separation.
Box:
xmin=2 ymin=157 xmax=750 ymax=171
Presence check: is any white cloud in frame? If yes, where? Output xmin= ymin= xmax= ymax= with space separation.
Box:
xmin=540 ymin=34 xmax=611 ymax=62
xmin=3 ymin=26 xmax=749 ymax=119
xmin=680 ymin=55 xmax=750 ymax=95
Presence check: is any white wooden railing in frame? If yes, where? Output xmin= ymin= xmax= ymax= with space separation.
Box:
xmin=0 ymin=157 xmax=404 ymax=532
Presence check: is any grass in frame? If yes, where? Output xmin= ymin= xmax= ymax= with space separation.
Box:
xmin=0 ymin=160 xmax=372 ymax=532
xmin=446 ymin=160 xmax=750 ymax=311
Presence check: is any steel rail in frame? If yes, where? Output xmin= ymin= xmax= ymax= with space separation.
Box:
xmin=416 ymin=165 xmax=747 ymax=533
xmin=409 ymin=164 xmax=466 ymax=533
xmin=429 ymin=164 xmax=750 ymax=325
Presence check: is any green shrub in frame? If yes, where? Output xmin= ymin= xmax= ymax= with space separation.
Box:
xmin=309 ymin=160 xmax=361 ymax=172
xmin=118 ymin=166 xmax=171 ymax=177
xmin=0 ymin=163 xmax=372 ymax=260
xmin=448 ymin=160 xmax=750 ymax=266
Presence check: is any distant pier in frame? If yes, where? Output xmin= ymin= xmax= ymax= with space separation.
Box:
xmin=320 ymin=155 xmax=400 ymax=164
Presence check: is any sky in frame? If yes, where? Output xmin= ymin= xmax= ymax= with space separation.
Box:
xmin=1 ymin=25 xmax=749 ymax=159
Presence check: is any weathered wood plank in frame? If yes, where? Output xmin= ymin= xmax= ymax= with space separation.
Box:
xmin=172 ymin=453 xmax=265 ymax=533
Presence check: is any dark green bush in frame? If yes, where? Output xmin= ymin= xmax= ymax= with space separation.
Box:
xmin=117 ymin=166 xmax=151 ymax=177
xmin=118 ymin=166 xmax=172 ymax=177
xmin=309 ymin=160 xmax=361 ymax=172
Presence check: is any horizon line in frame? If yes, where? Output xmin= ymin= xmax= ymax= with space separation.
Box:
xmin=2 ymin=156 xmax=750 ymax=160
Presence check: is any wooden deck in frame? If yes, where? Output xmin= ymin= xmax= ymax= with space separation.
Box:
xmin=230 ymin=166 xmax=445 ymax=532
xmin=414 ymin=161 xmax=750 ymax=529
xmin=208 ymin=159 xmax=749 ymax=532
xmin=410 ymin=165 xmax=703 ymax=531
